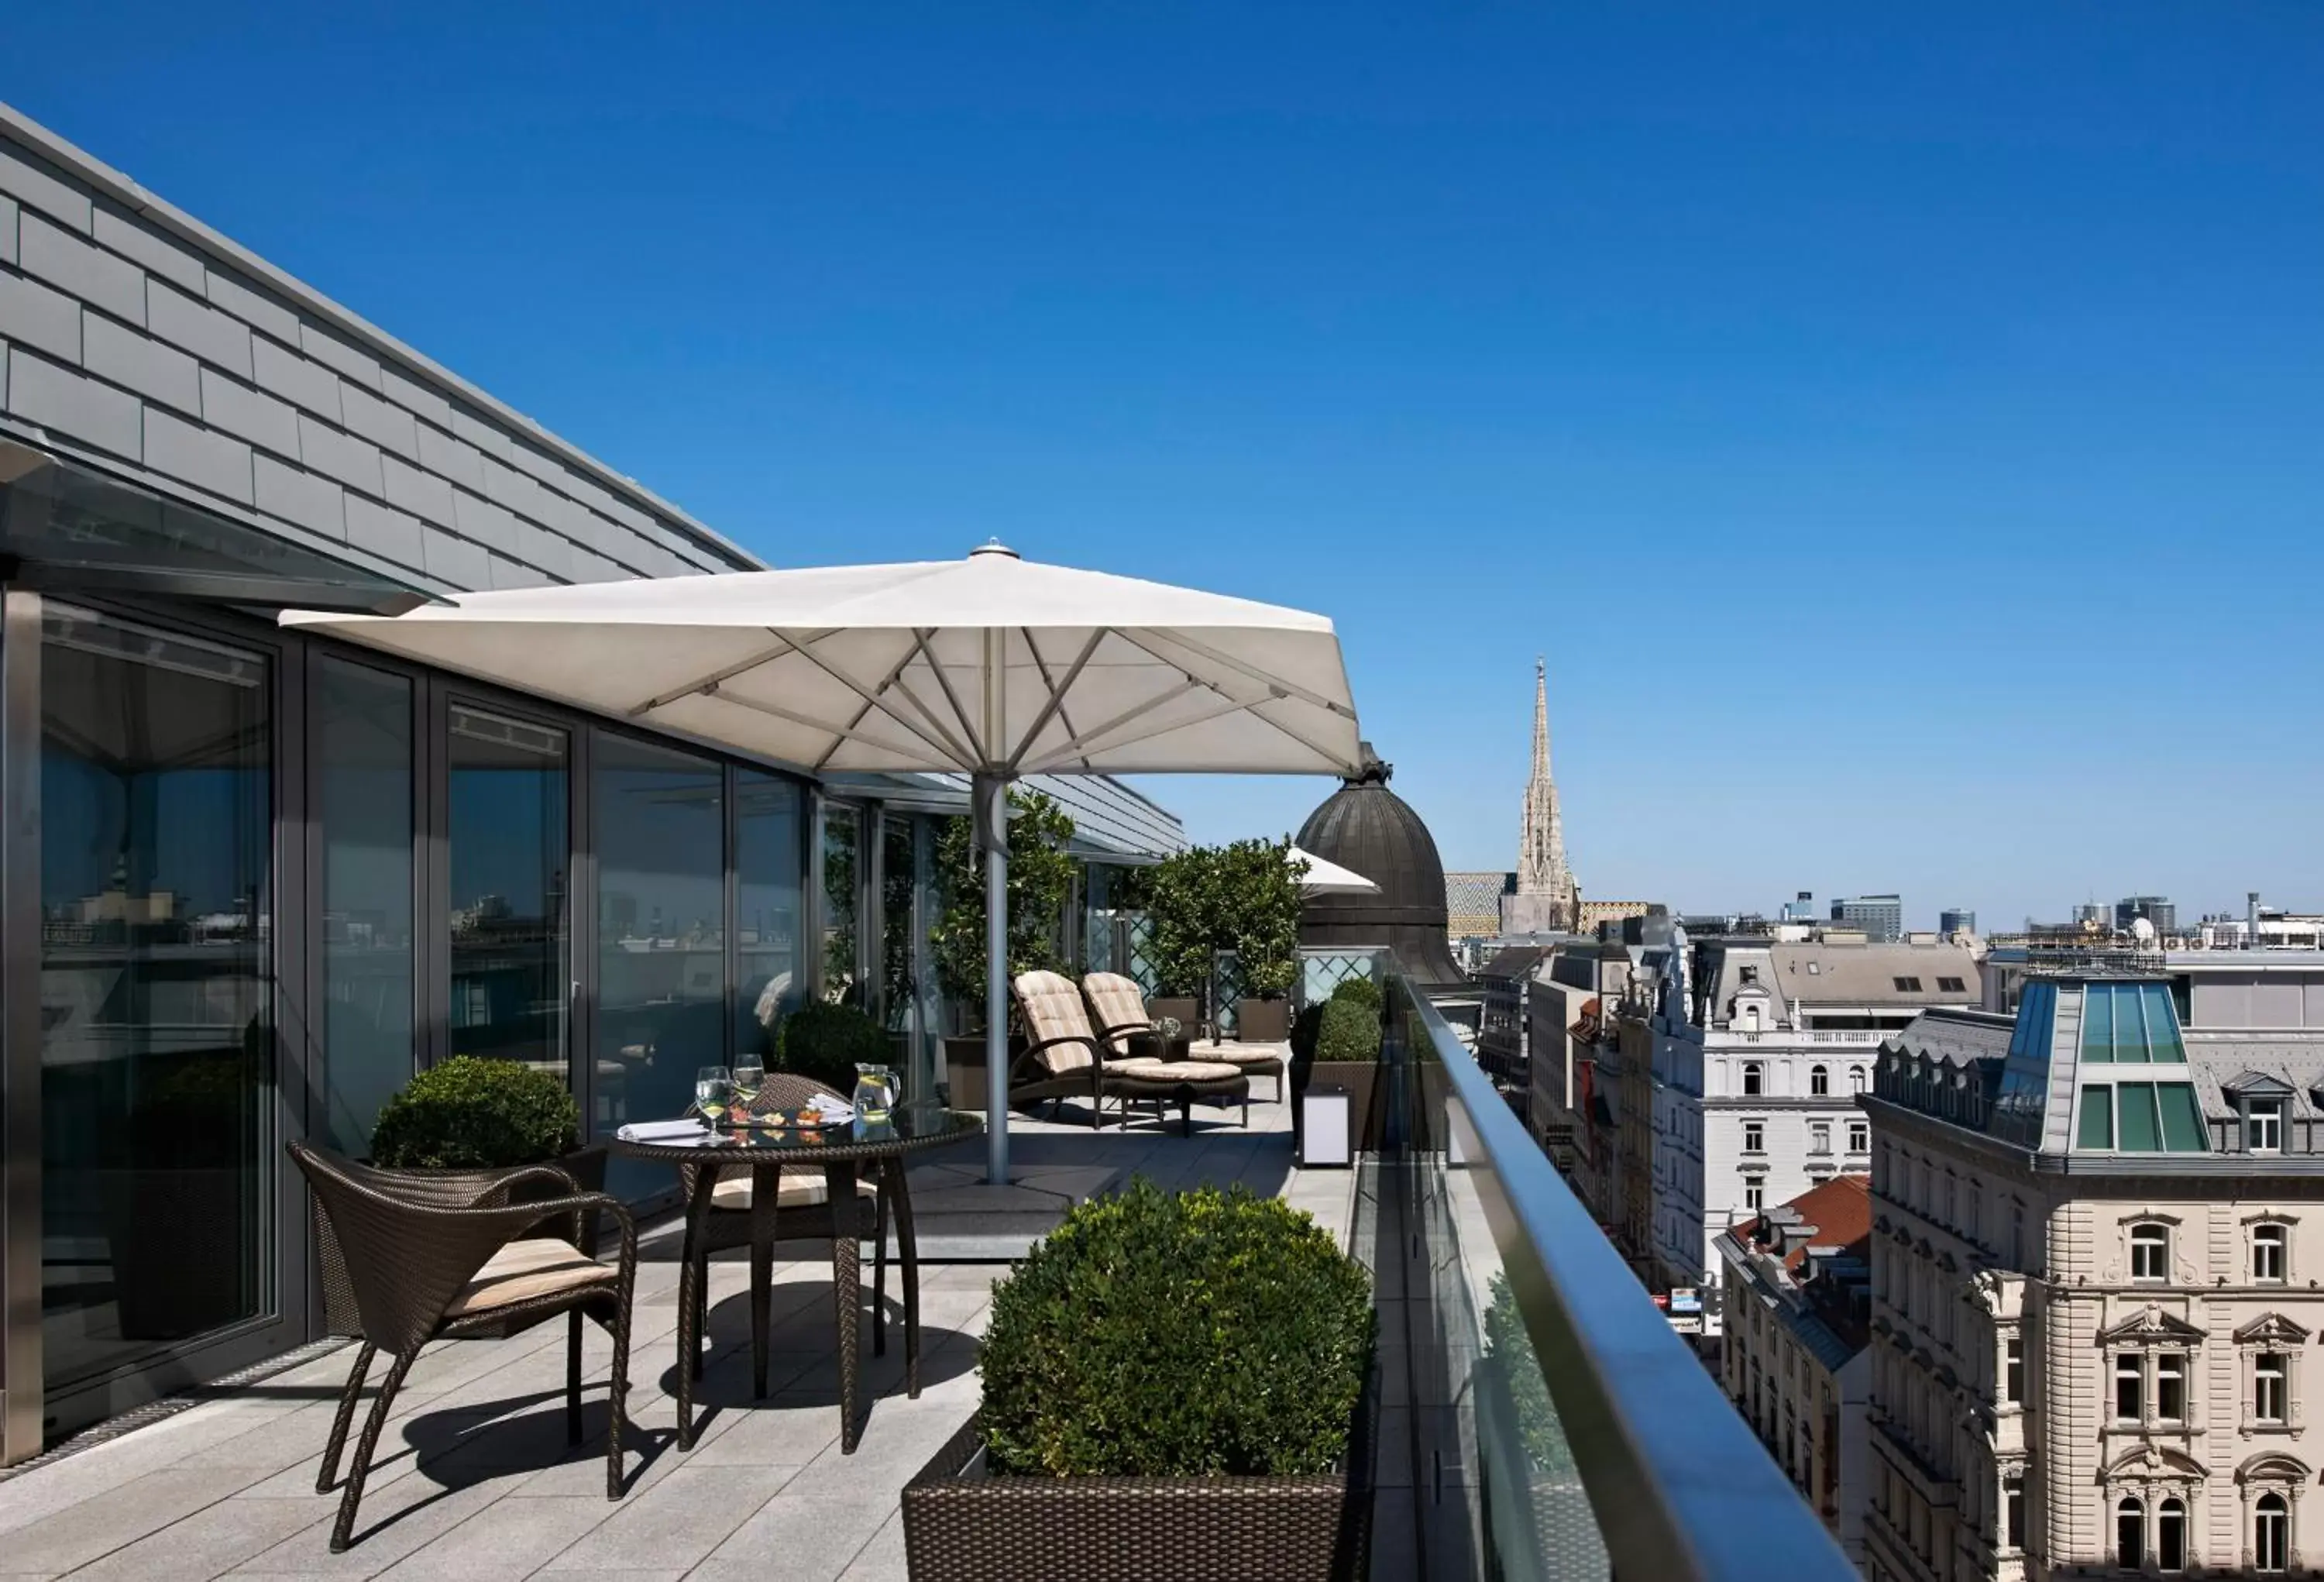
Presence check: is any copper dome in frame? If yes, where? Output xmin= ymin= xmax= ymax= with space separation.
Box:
xmin=1295 ymin=745 xmax=1466 ymax=988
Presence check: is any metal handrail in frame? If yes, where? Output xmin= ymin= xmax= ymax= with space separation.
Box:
xmin=1389 ymin=968 xmax=1856 ymax=1581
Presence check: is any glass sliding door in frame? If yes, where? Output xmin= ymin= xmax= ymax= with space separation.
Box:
xmin=446 ymin=703 xmax=569 ymax=1083
xmin=820 ymin=801 xmax=861 ymax=1004
xmin=315 ymin=659 xmax=414 ymax=1155
xmin=38 ymin=603 xmax=270 ymax=1385
xmin=593 ymin=734 xmax=724 ymax=1194
xmin=736 ymin=770 xmax=803 ymax=1061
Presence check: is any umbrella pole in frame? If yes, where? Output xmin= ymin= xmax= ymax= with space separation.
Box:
xmin=979 ymin=772 xmax=1011 ymax=1184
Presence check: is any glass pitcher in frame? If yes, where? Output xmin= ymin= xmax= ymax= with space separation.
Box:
xmin=853 ymin=1062 xmax=901 ymax=1125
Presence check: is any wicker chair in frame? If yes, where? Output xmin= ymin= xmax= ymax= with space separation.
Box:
xmin=1014 ymin=971 xmax=1250 ymax=1134
xmin=289 ymin=1144 xmax=638 ymax=1553
xmin=1081 ymin=971 xmax=1287 ymax=1102
xmin=679 ymin=1071 xmax=892 ymax=1388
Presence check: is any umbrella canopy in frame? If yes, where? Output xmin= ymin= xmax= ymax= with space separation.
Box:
xmin=1288 ymin=844 xmax=1380 ymax=897
xmin=283 ymin=543 xmax=1363 ymax=1180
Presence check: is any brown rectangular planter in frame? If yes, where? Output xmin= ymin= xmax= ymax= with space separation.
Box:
xmin=902 ymin=1408 xmax=1371 ymax=1582
xmin=1237 ymin=997 xmax=1291 ymax=1042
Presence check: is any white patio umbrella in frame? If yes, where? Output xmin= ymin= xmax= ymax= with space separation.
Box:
xmin=1287 ymin=844 xmax=1379 ymax=897
xmin=282 ymin=542 xmax=1362 ymax=1181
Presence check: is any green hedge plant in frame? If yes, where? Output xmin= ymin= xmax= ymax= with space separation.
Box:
xmin=776 ymin=999 xmax=892 ymax=1093
xmin=1315 ymin=996 xmax=1383 ymax=1063
xmin=980 ymin=1179 xmax=1373 ymax=1477
xmin=370 ymin=1056 xmax=579 ymax=1169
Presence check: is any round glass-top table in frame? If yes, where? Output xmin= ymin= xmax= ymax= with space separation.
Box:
xmin=609 ymin=1104 xmax=981 ymax=1453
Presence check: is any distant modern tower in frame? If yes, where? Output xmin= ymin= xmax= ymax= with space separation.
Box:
xmin=1501 ymin=657 xmax=1579 ymax=934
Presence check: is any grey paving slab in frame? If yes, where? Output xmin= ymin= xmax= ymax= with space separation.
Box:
xmin=63 ymin=1490 xmax=322 ymax=1582
xmin=0 ymin=1463 xmax=259 ymax=1574
xmin=367 ymin=1493 xmax=613 ymax=1580
xmin=533 ymin=1465 xmax=789 ymax=1572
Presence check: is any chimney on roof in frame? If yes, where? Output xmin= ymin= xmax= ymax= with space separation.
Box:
xmin=2251 ymin=892 xmax=2262 ymax=936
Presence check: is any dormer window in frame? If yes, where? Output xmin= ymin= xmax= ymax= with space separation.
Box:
xmin=1894 ymin=976 xmax=1923 ymax=992
xmin=1740 ymin=965 xmax=1758 ymax=985
xmin=2250 ymin=1099 xmax=2284 ymax=1154
xmin=1741 ymin=1061 xmax=1764 ymax=1097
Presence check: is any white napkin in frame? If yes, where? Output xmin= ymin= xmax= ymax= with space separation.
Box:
xmin=805 ymin=1095 xmax=856 ymax=1123
xmin=619 ymin=1119 xmax=709 ymax=1142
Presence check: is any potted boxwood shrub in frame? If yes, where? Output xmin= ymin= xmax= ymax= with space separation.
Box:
xmin=319 ymin=1057 xmax=605 ymax=1336
xmin=904 ymin=1180 xmax=1375 ymax=1582
xmin=775 ymin=999 xmax=891 ymax=1096
xmin=1305 ymin=979 xmax=1385 ymax=1153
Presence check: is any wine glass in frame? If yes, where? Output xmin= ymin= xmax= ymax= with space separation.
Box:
xmin=695 ymin=1065 xmax=732 ymax=1128
xmin=733 ymin=1058 xmax=765 ymax=1119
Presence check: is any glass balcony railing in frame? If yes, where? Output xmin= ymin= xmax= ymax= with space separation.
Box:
xmin=1366 ymin=961 xmax=1857 ymax=1580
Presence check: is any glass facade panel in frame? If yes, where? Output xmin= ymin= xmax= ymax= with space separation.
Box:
xmin=2082 ymin=982 xmax=2114 ymax=1063
xmin=315 ymin=659 xmax=414 ymax=1155
xmin=2078 ymin=1084 xmax=2114 ymax=1150
xmin=820 ymin=802 xmax=861 ymax=1003
xmin=2118 ymin=1082 xmax=2164 ymax=1151
xmin=2157 ymin=1082 xmax=2207 ymax=1151
xmin=2143 ymin=982 xmax=2185 ymax=1063
xmin=736 ymin=770 xmax=804 ymax=1062
xmin=594 ymin=734 xmax=724 ymax=1197
xmin=447 ymin=704 xmax=569 ymax=1081
xmin=39 ymin=604 xmax=270 ymax=1385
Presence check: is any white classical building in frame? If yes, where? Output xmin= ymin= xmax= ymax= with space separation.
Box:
xmin=1862 ymin=978 xmax=2324 ymax=1582
xmin=1683 ymin=935 xmax=1981 ymax=1285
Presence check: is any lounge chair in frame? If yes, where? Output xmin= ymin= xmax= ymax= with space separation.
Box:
xmin=1012 ymin=970 xmax=1249 ymax=1135
xmin=1081 ymin=971 xmax=1287 ymax=1102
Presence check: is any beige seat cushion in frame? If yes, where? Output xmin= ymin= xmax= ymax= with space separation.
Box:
xmin=1109 ymin=1060 xmax=1244 ymax=1085
xmin=1190 ymin=1040 xmax=1287 ymax=1068
xmin=446 ymin=1238 xmax=617 ymax=1316
xmin=1081 ymin=973 xmax=1153 ymax=1058
xmin=710 ymin=1174 xmax=882 ymax=1212
xmin=1014 ymin=970 xmax=1100 ymax=1074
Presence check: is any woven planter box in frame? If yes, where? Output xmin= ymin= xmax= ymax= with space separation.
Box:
xmin=1237 ymin=997 xmax=1291 ymax=1042
xmin=902 ymin=1408 xmax=1372 ymax=1582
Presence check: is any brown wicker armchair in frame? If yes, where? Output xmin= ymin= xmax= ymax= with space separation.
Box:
xmin=289 ymin=1144 xmax=638 ymax=1553
xmin=679 ymin=1071 xmax=893 ymax=1394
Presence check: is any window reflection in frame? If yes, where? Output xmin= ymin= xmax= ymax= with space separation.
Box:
xmin=39 ymin=604 xmax=270 ymax=1381
xmin=737 ymin=771 xmax=803 ymax=1061
xmin=447 ymin=704 xmax=568 ymax=1082
xmin=317 ymin=659 xmax=414 ymax=1154
xmin=821 ymin=802 xmax=860 ymax=1003
xmin=595 ymin=735 xmax=724 ymax=1193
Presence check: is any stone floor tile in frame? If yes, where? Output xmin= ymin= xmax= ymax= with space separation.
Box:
xmin=531 ymin=1465 xmax=789 ymax=1571
xmin=0 ymin=1463 xmax=260 ymax=1575
xmin=834 ymin=1511 xmax=909 ymax=1582
xmin=225 ymin=1472 xmax=504 ymax=1577
xmin=64 ymin=1491 xmax=325 ymax=1582
xmin=367 ymin=1494 xmax=614 ymax=1579
xmin=691 ymin=1484 xmax=892 ymax=1582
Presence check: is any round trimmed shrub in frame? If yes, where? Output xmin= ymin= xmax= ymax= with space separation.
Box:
xmin=1315 ymin=996 xmax=1382 ymax=1063
xmin=775 ymin=999 xmax=892 ymax=1093
xmin=370 ymin=1056 xmax=579 ymax=1169
xmin=1329 ymin=976 xmax=1383 ymax=1012
xmin=979 ymin=1178 xmax=1373 ymax=1477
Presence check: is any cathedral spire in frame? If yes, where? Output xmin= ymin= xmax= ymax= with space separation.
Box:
xmin=1507 ymin=657 xmax=1576 ymax=932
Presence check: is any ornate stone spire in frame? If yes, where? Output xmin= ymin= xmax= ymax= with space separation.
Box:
xmin=1506 ymin=657 xmax=1576 ymax=932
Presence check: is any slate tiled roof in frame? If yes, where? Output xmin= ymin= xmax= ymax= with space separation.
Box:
xmin=1 ymin=102 xmax=759 ymax=597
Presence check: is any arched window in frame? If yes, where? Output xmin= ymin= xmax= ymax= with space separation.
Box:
xmin=1850 ymin=1065 xmax=1867 ymax=1093
xmin=2117 ymin=1495 xmax=2145 ymax=1569
xmin=1741 ymin=1061 xmax=1763 ymax=1097
xmin=2256 ymin=1491 xmax=2289 ymax=1573
xmin=2132 ymin=1223 xmax=2171 ymax=1283
xmin=2158 ymin=1497 xmax=2186 ymax=1573
xmin=1810 ymin=1064 xmax=1830 ymax=1096
xmin=2254 ymin=1223 xmax=2288 ymax=1284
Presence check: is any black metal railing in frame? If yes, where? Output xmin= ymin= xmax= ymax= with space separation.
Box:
xmin=1369 ymin=963 xmax=1857 ymax=1581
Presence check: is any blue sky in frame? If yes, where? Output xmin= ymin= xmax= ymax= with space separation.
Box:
xmin=12 ymin=5 xmax=2324 ymax=930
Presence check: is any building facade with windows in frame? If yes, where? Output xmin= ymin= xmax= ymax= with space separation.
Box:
xmin=1833 ymin=894 xmax=1906 ymax=943
xmin=1688 ymin=937 xmax=1978 ymax=1285
xmin=1716 ymin=1174 xmax=1873 ymax=1566
xmin=0 ymin=105 xmax=1181 ymax=1462
xmin=1861 ymin=979 xmax=2324 ymax=1582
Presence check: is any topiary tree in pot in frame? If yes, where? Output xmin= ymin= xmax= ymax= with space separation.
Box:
xmin=902 ymin=1179 xmax=1377 ymax=1580
xmin=1125 ymin=837 xmax=1304 ymax=1039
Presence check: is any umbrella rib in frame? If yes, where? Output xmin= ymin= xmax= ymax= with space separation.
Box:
xmin=1238 ymin=696 xmax=1363 ymax=772
xmin=768 ymin=628 xmax=968 ymax=771
xmin=1017 ymin=685 xmax=1254 ymax=775
xmin=711 ymin=690 xmax=958 ymax=772
xmin=1004 ymin=628 xmax=1105 ymax=774
xmin=909 ymin=628 xmax=987 ymax=764
xmin=810 ymin=641 xmax=933 ymax=772
xmin=1142 ymin=627 xmax=1356 ymax=717
xmin=626 ymin=629 xmax=823 ymax=717
xmin=1014 ymin=673 xmax=1207 ymax=774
